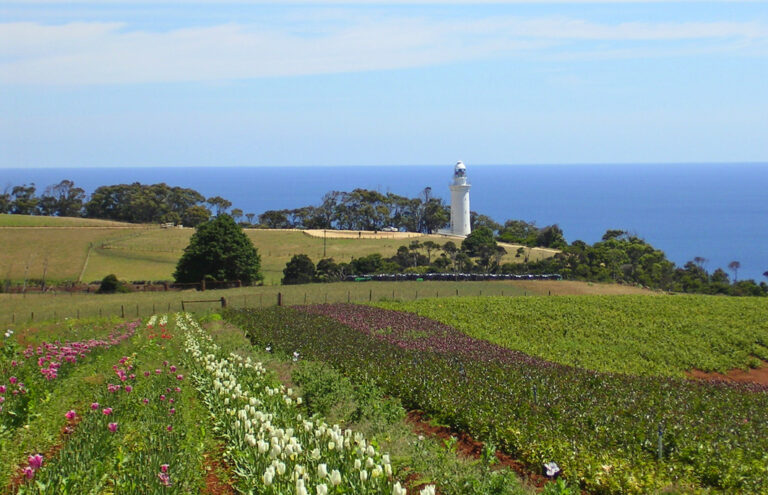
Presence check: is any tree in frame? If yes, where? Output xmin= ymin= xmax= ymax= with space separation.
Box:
xmin=315 ymin=258 xmax=343 ymax=282
xmin=11 ymin=184 xmax=38 ymax=215
xmin=764 ymin=270 xmax=768 ymax=281
xmin=536 ymin=224 xmax=567 ymax=249
xmin=470 ymin=213 xmax=501 ymax=233
xmin=245 ymin=213 xmax=256 ymax=225
xmin=461 ymin=226 xmax=497 ymax=257
xmin=282 ymin=254 xmax=316 ymax=285
xmin=231 ymin=208 xmax=244 ymax=223
xmin=728 ymin=261 xmax=741 ymax=282
xmin=206 ymin=196 xmax=232 ymax=216
xmin=174 ymin=215 xmax=262 ymax=284
xmin=422 ymin=241 xmax=440 ymax=263
xmin=183 ymin=205 xmax=211 ymax=227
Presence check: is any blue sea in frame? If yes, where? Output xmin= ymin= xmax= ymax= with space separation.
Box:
xmin=2 ymin=164 xmax=767 ymax=282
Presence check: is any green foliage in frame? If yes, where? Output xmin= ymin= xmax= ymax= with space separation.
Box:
xmin=174 ymin=214 xmax=262 ymax=284
xmin=85 ymin=182 xmax=206 ymax=224
xmin=227 ymin=306 xmax=768 ymax=494
xmin=461 ymin=226 xmax=497 ymax=257
xmin=181 ymin=205 xmax=211 ymax=227
xmin=375 ymin=295 xmax=768 ymax=377
xmin=97 ymin=274 xmax=132 ymax=294
xmin=292 ymin=361 xmax=405 ymax=425
xmin=282 ymin=254 xmax=316 ymax=285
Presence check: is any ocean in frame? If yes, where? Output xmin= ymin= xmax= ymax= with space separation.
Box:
xmin=2 ymin=163 xmax=767 ymax=282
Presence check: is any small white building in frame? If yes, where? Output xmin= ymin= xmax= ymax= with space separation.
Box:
xmin=449 ymin=161 xmax=471 ymax=237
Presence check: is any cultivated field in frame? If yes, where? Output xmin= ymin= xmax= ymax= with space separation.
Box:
xmin=0 ymin=312 xmax=532 ymax=494
xmin=231 ymin=300 xmax=768 ymax=494
xmin=0 ymin=215 xmax=557 ymax=285
xmin=375 ymin=295 xmax=768 ymax=377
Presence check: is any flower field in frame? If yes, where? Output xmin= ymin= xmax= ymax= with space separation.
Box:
xmin=225 ymin=304 xmax=768 ymax=494
xmin=1 ymin=313 xmax=444 ymax=494
xmin=374 ymin=295 xmax=768 ymax=377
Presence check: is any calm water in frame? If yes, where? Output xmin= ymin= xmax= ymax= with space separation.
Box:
xmin=2 ymin=164 xmax=767 ymax=282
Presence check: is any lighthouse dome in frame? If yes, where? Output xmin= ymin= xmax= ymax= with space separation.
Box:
xmin=454 ymin=161 xmax=467 ymax=178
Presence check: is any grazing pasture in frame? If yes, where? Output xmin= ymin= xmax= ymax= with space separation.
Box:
xmin=0 ymin=280 xmax=654 ymax=326
xmin=0 ymin=214 xmax=556 ymax=284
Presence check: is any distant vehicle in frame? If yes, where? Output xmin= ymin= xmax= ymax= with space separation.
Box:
xmin=382 ymin=226 xmax=398 ymax=232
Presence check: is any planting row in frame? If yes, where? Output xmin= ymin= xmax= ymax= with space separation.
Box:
xmin=176 ymin=311 xmax=433 ymax=494
xmin=375 ymin=295 xmax=768 ymax=377
xmin=225 ymin=305 xmax=768 ymax=494
xmin=3 ymin=314 xmax=209 ymax=494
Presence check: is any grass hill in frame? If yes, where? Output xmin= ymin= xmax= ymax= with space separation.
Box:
xmin=0 ymin=214 xmax=557 ymax=285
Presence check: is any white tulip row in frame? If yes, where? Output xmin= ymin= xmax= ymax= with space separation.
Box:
xmin=170 ymin=313 xmax=434 ymax=495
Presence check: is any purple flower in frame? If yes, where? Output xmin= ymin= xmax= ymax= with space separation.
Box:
xmin=108 ymin=422 xmax=118 ymax=432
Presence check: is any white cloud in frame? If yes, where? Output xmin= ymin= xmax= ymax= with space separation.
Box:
xmin=1 ymin=16 xmax=765 ymax=84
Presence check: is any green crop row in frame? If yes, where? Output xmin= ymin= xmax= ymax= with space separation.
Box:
xmin=375 ymin=295 xmax=768 ymax=377
xmin=225 ymin=306 xmax=768 ymax=494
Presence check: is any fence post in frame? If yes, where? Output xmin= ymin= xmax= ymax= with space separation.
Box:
xmin=136 ymin=304 xmax=139 ymax=316
xmin=220 ymin=297 xmax=227 ymax=308
xmin=167 ymin=302 xmax=171 ymax=311
xmin=456 ymin=288 xmax=459 ymax=296
xmin=304 ymin=293 xmax=307 ymax=304
xmin=121 ymin=305 xmax=125 ymax=318
xmin=12 ymin=313 xmax=14 ymax=323
xmin=260 ymin=294 xmax=263 ymax=307
xmin=277 ymin=292 xmax=282 ymax=307
xmin=347 ymin=291 xmax=350 ymax=303
xmin=31 ymin=311 xmax=34 ymax=321
xmin=201 ymin=278 xmax=206 ymax=291
xmin=181 ymin=301 xmax=186 ymax=311
xmin=325 ymin=293 xmax=328 ymax=303
xmin=369 ymin=289 xmax=372 ymax=302
xmin=99 ymin=308 xmax=102 ymax=317
xmin=415 ymin=290 xmax=418 ymax=299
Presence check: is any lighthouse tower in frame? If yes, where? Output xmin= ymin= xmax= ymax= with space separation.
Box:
xmin=449 ymin=161 xmax=471 ymax=237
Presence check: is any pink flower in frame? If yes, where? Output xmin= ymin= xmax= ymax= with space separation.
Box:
xmin=176 ymin=375 xmax=183 ymax=381
xmin=159 ymin=395 xmax=166 ymax=401
xmin=142 ymin=398 xmax=149 ymax=404
xmin=24 ymin=467 xmax=34 ymax=479
xmin=163 ymin=360 xmax=168 ymax=367
xmin=65 ymin=410 xmax=76 ymax=420
xmin=102 ymin=407 xmax=113 ymax=415
xmin=28 ymin=454 xmax=43 ymax=470
xmin=0 ymin=397 xmax=5 ymax=403
xmin=91 ymin=402 xmax=99 ymax=410
xmin=0 ymin=385 xmax=5 ymax=393
xmin=124 ymin=385 xmax=133 ymax=393
xmin=166 ymin=425 xmax=172 ymax=432
xmin=9 ymin=377 xmax=17 ymax=385
xmin=169 ymin=398 xmax=175 ymax=404
xmin=169 ymin=365 xmax=176 ymax=372
xmin=157 ymin=472 xmax=172 ymax=487
xmin=144 ymin=371 xmax=150 ymax=377
xmin=155 ymin=369 xmax=162 ymax=374
xmin=129 ymin=374 xmax=136 ymax=380
xmin=160 ymin=464 xmax=169 ymax=473
xmin=108 ymin=422 xmax=118 ymax=432
xmin=174 ymin=387 xmax=181 ymax=393
xmin=169 ymin=408 xmax=176 ymax=415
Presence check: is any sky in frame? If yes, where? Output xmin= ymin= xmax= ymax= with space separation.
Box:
xmin=1 ymin=1 xmax=767 ymax=168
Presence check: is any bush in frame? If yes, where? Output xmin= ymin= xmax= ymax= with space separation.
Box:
xmin=97 ymin=274 xmax=132 ymax=294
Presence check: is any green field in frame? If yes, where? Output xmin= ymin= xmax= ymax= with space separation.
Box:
xmin=375 ymin=295 xmax=768 ymax=377
xmin=0 ymin=214 xmax=556 ymax=285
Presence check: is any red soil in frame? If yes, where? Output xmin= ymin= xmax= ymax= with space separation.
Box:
xmin=202 ymin=449 xmax=236 ymax=495
xmin=687 ymin=360 xmax=768 ymax=386
xmin=406 ymin=411 xmax=551 ymax=491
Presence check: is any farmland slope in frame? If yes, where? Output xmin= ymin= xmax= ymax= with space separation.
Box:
xmin=374 ymin=295 xmax=768 ymax=377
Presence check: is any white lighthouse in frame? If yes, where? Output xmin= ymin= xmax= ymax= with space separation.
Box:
xmin=449 ymin=161 xmax=471 ymax=237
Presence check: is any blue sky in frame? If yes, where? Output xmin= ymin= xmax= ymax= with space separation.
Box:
xmin=1 ymin=1 xmax=766 ymax=167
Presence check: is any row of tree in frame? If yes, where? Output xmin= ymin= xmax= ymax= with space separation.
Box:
xmin=281 ymin=227 xmax=767 ymax=296
xmin=0 ymin=181 xmax=243 ymax=227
